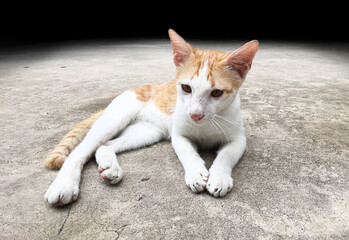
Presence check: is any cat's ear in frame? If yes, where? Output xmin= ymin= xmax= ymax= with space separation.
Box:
xmin=225 ymin=40 xmax=259 ymax=78
xmin=168 ymin=29 xmax=193 ymax=67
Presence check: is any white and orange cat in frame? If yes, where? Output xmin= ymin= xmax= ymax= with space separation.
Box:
xmin=44 ymin=29 xmax=259 ymax=206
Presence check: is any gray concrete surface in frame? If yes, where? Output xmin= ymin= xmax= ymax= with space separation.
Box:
xmin=1 ymin=39 xmax=349 ymax=239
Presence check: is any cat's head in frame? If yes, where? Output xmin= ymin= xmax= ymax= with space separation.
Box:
xmin=169 ymin=29 xmax=259 ymax=123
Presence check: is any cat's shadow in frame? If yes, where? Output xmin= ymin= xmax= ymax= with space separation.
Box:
xmin=198 ymin=149 xmax=216 ymax=168
xmin=198 ymin=148 xmax=246 ymax=170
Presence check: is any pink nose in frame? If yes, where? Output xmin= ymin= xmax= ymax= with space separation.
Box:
xmin=190 ymin=113 xmax=204 ymax=121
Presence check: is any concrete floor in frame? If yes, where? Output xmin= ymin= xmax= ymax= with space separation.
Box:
xmin=1 ymin=39 xmax=349 ymax=239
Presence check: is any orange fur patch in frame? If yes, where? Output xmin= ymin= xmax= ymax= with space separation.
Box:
xmin=132 ymin=81 xmax=177 ymax=115
xmin=132 ymin=83 xmax=158 ymax=102
xmin=152 ymin=80 xmax=177 ymax=114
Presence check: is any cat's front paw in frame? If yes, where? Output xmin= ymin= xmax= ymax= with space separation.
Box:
xmin=45 ymin=174 xmax=79 ymax=206
xmin=184 ymin=165 xmax=209 ymax=193
xmin=206 ymin=169 xmax=233 ymax=197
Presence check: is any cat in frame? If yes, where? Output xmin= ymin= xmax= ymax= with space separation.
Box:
xmin=44 ymin=29 xmax=259 ymax=206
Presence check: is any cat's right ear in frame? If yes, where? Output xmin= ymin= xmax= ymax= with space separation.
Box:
xmin=168 ymin=29 xmax=193 ymax=67
xmin=224 ymin=40 xmax=259 ymax=78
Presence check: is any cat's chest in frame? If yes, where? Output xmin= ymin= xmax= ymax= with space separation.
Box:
xmin=182 ymin=122 xmax=229 ymax=148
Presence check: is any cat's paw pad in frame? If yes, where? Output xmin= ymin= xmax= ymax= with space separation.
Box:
xmin=206 ymin=171 xmax=233 ymax=197
xmin=45 ymin=177 xmax=79 ymax=206
xmin=98 ymin=165 xmax=123 ymax=185
xmin=185 ymin=166 xmax=209 ymax=193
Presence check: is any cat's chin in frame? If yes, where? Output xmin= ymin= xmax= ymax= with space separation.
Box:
xmin=191 ymin=121 xmax=203 ymax=126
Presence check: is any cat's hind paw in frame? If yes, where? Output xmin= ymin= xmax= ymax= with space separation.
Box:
xmin=184 ymin=166 xmax=209 ymax=193
xmin=96 ymin=146 xmax=123 ymax=185
xmin=98 ymin=166 xmax=123 ymax=185
xmin=206 ymin=170 xmax=233 ymax=197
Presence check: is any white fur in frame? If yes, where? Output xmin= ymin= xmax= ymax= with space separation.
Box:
xmin=45 ymin=91 xmax=144 ymax=205
xmin=172 ymin=62 xmax=246 ymax=196
xmin=45 ymin=66 xmax=247 ymax=205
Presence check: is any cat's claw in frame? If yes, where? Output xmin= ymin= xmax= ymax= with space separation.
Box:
xmin=206 ymin=170 xmax=233 ymax=197
xmin=45 ymin=175 xmax=79 ymax=206
xmin=185 ymin=166 xmax=209 ymax=193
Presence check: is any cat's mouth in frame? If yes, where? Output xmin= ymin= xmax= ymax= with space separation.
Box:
xmin=191 ymin=119 xmax=204 ymax=125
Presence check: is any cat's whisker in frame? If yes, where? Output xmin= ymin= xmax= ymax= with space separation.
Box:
xmin=211 ymin=117 xmax=229 ymax=143
xmin=219 ymin=121 xmax=230 ymax=143
xmin=214 ymin=115 xmax=238 ymax=126
xmin=209 ymin=119 xmax=215 ymax=130
xmin=209 ymin=119 xmax=224 ymax=145
xmin=213 ymin=114 xmax=243 ymax=132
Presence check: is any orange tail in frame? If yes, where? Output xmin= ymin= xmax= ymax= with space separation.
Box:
xmin=44 ymin=110 xmax=105 ymax=169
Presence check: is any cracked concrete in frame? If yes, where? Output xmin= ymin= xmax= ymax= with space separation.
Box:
xmin=58 ymin=203 xmax=73 ymax=236
xmin=0 ymin=39 xmax=349 ymax=239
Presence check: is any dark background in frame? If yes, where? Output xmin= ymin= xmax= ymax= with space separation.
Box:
xmin=1 ymin=3 xmax=348 ymax=46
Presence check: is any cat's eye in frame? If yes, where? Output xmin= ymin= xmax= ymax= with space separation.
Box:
xmin=211 ymin=89 xmax=224 ymax=98
xmin=181 ymin=84 xmax=192 ymax=93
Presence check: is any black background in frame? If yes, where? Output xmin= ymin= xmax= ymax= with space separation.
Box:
xmin=1 ymin=3 xmax=348 ymax=46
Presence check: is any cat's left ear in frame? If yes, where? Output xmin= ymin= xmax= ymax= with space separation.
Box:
xmin=225 ymin=40 xmax=259 ymax=78
xmin=168 ymin=29 xmax=193 ymax=67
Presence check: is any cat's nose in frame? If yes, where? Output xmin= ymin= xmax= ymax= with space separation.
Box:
xmin=190 ymin=113 xmax=204 ymax=121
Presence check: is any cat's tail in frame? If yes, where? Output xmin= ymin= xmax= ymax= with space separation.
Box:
xmin=44 ymin=110 xmax=105 ymax=169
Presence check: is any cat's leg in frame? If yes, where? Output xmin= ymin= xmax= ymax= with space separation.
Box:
xmin=207 ymin=133 xmax=246 ymax=197
xmin=45 ymin=91 xmax=142 ymax=206
xmin=95 ymin=121 xmax=167 ymax=184
xmin=171 ymin=133 xmax=209 ymax=193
